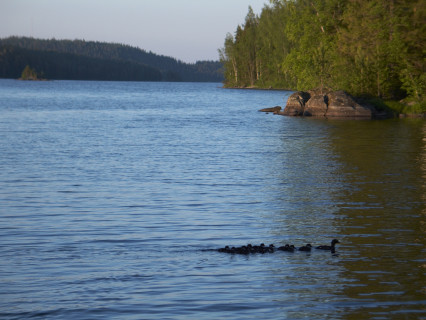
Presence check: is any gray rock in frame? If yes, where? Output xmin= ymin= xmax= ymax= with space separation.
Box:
xmin=281 ymin=91 xmax=310 ymax=116
xmin=282 ymin=89 xmax=377 ymax=119
xmin=259 ymin=106 xmax=281 ymax=114
xmin=326 ymin=91 xmax=373 ymax=118
xmin=304 ymin=94 xmax=328 ymax=117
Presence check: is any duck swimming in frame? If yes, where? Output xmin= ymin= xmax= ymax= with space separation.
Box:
xmin=277 ymin=244 xmax=295 ymax=252
xmin=267 ymin=244 xmax=275 ymax=253
xmin=298 ymin=244 xmax=312 ymax=252
xmin=216 ymin=239 xmax=339 ymax=255
xmin=315 ymin=239 xmax=340 ymax=251
xmin=216 ymin=243 xmax=275 ymax=254
xmin=217 ymin=245 xmax=231 ymax=253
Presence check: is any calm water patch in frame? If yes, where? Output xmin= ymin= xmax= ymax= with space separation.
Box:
xmin=0 ymin=79 xmax=424 ymax=319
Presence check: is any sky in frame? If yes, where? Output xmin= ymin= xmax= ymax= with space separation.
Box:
xmin=0 ymin=0 xmax=268 ymax=63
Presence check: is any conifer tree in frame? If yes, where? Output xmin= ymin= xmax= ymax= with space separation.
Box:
xmin=220 ymin=0 xmax=424 ymax=105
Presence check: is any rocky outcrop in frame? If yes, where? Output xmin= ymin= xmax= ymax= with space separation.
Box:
xmin=281 ymin=90 xmax=378 ymax=119
xmin=259 ymin=106 xmax=281 ymax=114
xmin=281 ymin=91 xmax=311 ymax=116
xmin=304 ymin=94 xmax=328 ymax=117
xmin=326 ymin=91 xmax=374 ymax=118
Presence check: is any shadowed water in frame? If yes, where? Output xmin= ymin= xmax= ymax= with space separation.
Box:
xmin=0 ymin=80 xmax=424 ymax=319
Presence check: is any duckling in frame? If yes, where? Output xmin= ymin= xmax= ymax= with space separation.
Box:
xmin=217 ymin=245 xmax=230 ymax=253
xmin=277 ymin=244 xmax=295 ymax=252
xmin=247 ymin=243 xmax=256 ymax=253
xmin=298 ymin=244 xmax=312 ymax=252
xmin=315 ymin=239 xmax=340 ymax=251
xmin=252 ymin=243 xmax=265 ymax=253
xmin=258 ymin=243 xmax=268 ymax=254
xmin=235 ymin=245 xmax=250 ymax=255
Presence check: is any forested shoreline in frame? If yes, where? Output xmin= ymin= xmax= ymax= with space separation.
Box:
xmin=0 ymin=37 xmax=223 ymax=82
xmin=220 ymin=0 xmax=424 ymax=112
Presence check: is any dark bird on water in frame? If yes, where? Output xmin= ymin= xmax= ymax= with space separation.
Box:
xmin=315 ymin=239 xmax=340 ymax=251
xmin=277 ymin=244 xmax=295 ymax=252
xmin=298 ymin=244 xmax=312 ymax=252
xmin=216 ymin=239 xmax=340 ymax=255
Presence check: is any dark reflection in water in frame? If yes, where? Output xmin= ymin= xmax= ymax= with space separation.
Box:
xmin=323 ymin=119 xmax=425 ymax=318
xmin=266 ymin=118 xmax=425 ymax=319
xmin=266 ymin=118 xmax=346 ymax=241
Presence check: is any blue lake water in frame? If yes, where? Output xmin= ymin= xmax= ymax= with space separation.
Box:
xmin=0 ymin=79 xmax=425 ymax=319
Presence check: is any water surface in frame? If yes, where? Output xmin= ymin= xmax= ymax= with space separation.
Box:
xmin=0 ymin=80 xmax=424 ymax=319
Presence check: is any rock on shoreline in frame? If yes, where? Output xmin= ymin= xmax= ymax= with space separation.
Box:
xmin=258 ymin=106 xmax=282 ymax=114
xmin=280 ymin=90 xmax=380 ymax=119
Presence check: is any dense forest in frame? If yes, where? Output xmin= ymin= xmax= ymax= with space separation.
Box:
xmin=220 ymin=0 xmax=425 ymax=108
xmin=0 ymin=37 xmax=223 ymax=82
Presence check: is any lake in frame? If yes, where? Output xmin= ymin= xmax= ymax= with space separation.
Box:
xmin=0 ymin=79 xmax=424 ymax=319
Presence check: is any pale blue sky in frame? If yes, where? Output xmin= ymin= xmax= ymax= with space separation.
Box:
xmin=0 ymin=0 xmax=268 ymax=63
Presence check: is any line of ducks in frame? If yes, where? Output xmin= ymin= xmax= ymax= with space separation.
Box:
xmin=217 ymin=239 xmax=340 ymax=255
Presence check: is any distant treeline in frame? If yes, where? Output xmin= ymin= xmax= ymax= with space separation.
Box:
xmin=0 ymin=37 xmax=223 ymax=82
xmin=220 ymin=0 xmax=424 ymax=104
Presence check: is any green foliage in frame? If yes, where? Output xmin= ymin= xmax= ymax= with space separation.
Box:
xmin=383 ymin=100 xmax=426 ymax=115
xmin=220 ymin=0 xmax=425 ymax=108
xmin=397 ymin=0 xmax=426 ymax=103
xmin=20 ymin=65 xmax=38 ymax=80
xmin=361 ymin=96 xmax=401 ymax=115
xmin=0 ymin=37 xmax=223 ymax=82
xmin=358 ymin=96 xmax=425 ymax=116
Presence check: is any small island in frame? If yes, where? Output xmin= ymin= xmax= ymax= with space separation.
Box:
xmin=19 ymin=65 xmax=44 ymax=81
